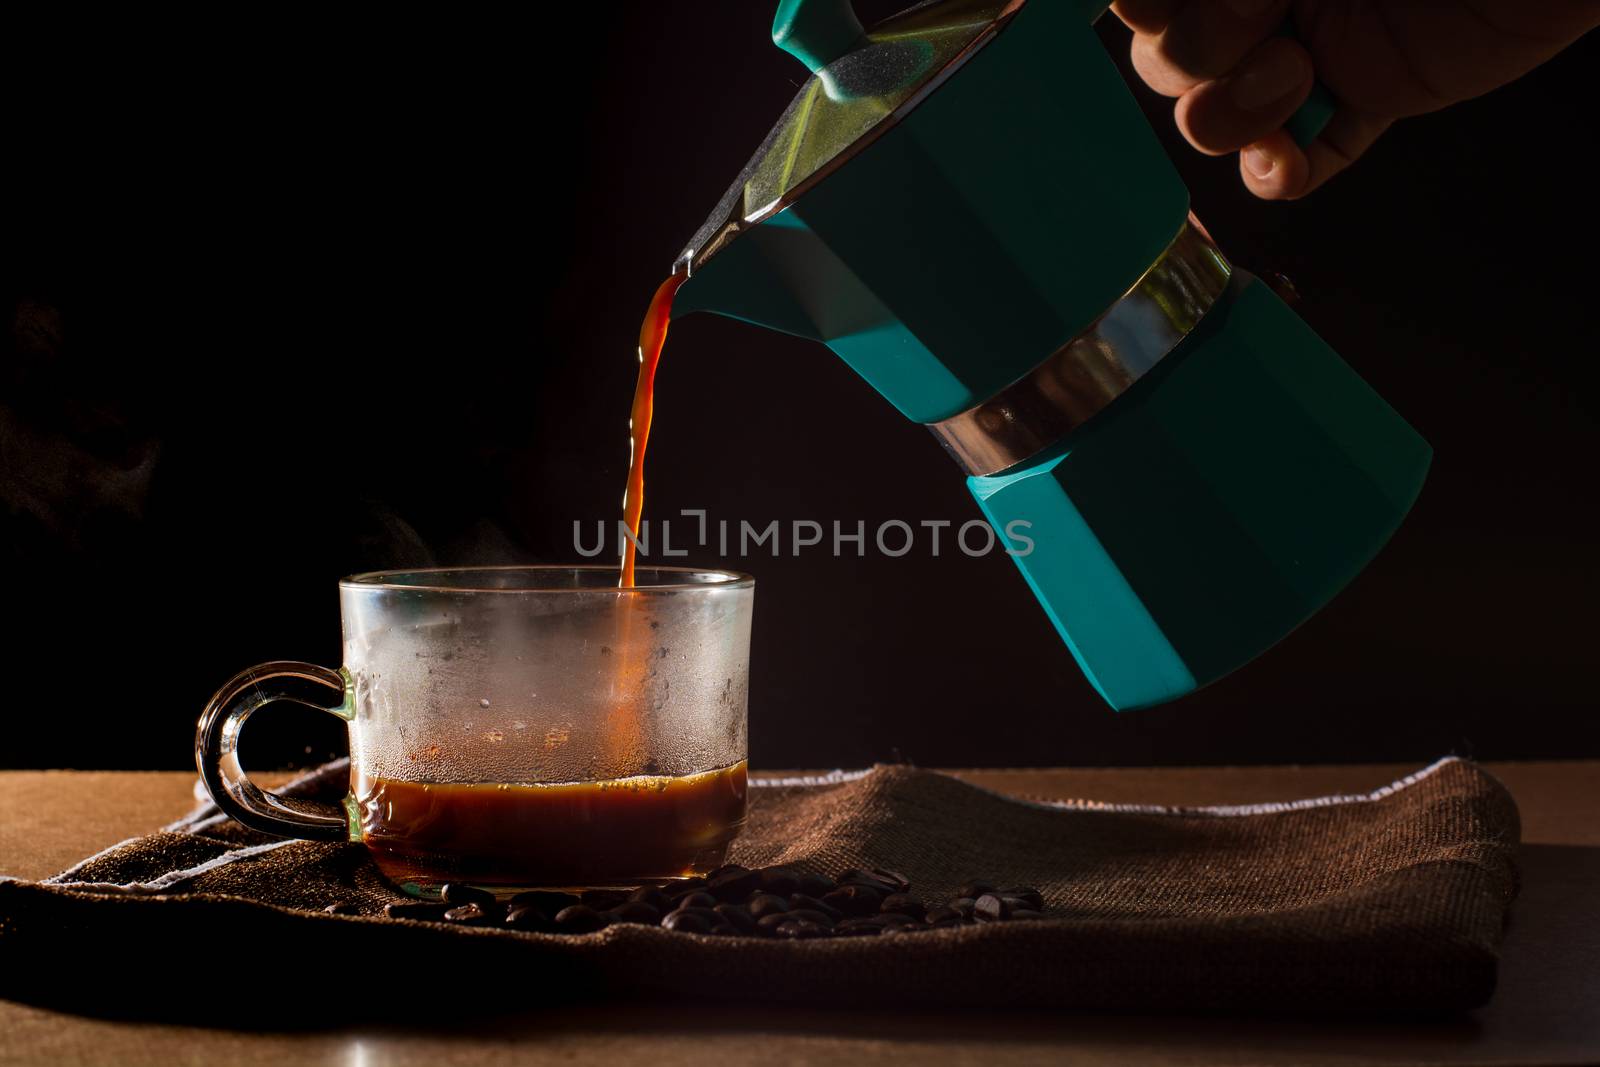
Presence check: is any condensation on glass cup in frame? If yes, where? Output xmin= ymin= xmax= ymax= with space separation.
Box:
xmin=344 ymin=567 xmax=751 ymax=784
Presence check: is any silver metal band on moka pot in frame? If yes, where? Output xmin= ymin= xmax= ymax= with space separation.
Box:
xmin=928 ymin=219 xmax=1232 ymax=477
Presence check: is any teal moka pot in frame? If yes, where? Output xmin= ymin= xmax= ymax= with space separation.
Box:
xmin=673 ymin=0 xmax=1430 ymax=710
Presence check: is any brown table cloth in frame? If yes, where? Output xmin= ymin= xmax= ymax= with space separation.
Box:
xmin=0 ymin=757 xmax=1518 ymax=1020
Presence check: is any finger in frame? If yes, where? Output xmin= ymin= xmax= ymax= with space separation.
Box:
xmin=1110 ymin=0 xmax=1181 ymax=35
xmin=1132 ymin=0 xmax=1291 ymax=97
xmin=1237 ymin=112 xmax=1392 ymax=200
xmin=1174 ymin=38 xmax=1313 ymax=155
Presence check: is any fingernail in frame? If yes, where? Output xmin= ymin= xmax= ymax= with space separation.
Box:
xmin=1229 ymin=49 xmax=1307 ymax=111
xmin=1243 ymin=145 xmax=1275 ymax=178
xmin=1224 ymin=0 xmax=1277 ymax=14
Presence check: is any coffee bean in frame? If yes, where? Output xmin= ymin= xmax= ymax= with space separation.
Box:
xmin=747 ymin=893 xmax=790 ymax=919
xmin=795 ymin=872 xmax=837 ymax=898
xmin=973 ymin=894 xmax=1011 ymax=921
xmin=628 ymin=886 xmax=671 ymax=911
xmin=776 ymin=921 xmax=825 ymax=939
xmin=756 ymin=867 xmax=801 ymax=897
xmin=713 ymin=904 xmax=758 ymax=934
xmin=576 ymin=866 xmax=1059 ymax=939
xmin=553 ymin=905 xmax=608 ymax=933
xmin=441 ymin=883 xmax=496 ymax=907
xmin=872 ymin=868 xmax=912 ymax=893
xmin=580 ymin=889 xmax=629 ymax=910
xmin=383 ymin=902 xmax=449 ymax=922
xmin=788 ymin=893 xmax=842 ymax=922
xmin=997 ymin=886 xmax=1044 ymax=910
xmin=661 ymin=910 xmax=712 ymax=934
xmin=880 ymin=894 xmax=925 ymax=920
xmin=834 ymin=923 xmax=882 ymax=936
xmin=504 ymin=906 xmax=548 ymax=930
xmin=671 ymin=903 xmax=722 ymax=920
xmin=606 ymin=901 xmax=660 ymax=925
xmin=510 ymin=890 xmax=578 ymax=913
xmin=837 ymin=869 xmax=898 ymax=894
xmin=323 ymin=902 xmax=360 ymax=916
xmin=544 ymin=866 xmax=1047 ymax=939
xmin=821 ymin=884 xmax=882 ymax=916
xmin=707 ymin=868 xmax=763 ymax=901
xmin=785 ymin=908 xmax=836 ymax=927
xmin=444 ymin=902 xmax=491 ymax=924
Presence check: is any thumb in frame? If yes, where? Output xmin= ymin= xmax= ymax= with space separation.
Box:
xmin=1238 ymin=109 xmax=1392 ymax=199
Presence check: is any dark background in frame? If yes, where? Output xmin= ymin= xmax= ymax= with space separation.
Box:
xmin=4 ymin=6 xmax=1595 ymax=771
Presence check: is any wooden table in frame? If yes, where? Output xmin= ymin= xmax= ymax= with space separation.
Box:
xmin=2 ymin=762 xmax=1596 ymax=1066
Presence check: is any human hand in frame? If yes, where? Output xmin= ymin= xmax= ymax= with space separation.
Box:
xmin=1112 ymin=0 xmax=1599 ymax=198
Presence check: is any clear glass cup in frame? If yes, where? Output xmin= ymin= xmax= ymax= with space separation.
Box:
xmin=195 ymin=566 xmax=754 ymax=897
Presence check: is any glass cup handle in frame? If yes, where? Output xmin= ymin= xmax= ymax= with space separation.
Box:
xmin=194 ymin=661 xmax=355 ymax=841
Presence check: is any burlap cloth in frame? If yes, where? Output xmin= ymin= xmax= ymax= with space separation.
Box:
xmin=0 ymin=758 xmax=1518 ymax=1020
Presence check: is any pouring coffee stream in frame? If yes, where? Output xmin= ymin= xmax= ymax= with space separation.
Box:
xmin=601 ymin=274 xmax=685 ymax=774
xmin=620 ymin=274 xmax=685 ymax=590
